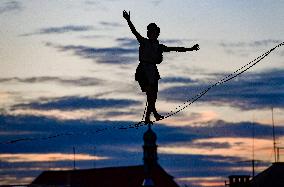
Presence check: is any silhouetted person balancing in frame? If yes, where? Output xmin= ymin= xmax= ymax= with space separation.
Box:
xmin=123 ymin=10 xmax=200 ymax=124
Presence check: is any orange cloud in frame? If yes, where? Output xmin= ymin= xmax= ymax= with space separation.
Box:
xmin=0 ymin=176 xmax=34 ymax=185
xmin=10 ymin=109 xmax=97 ymax=120
xmin=159 ymin=110 xmax=218 ymax=127
xmin=160 ymin=137 xmax=275 ymax=161
xmin=0 ymin=153 xmax=109 ymax=163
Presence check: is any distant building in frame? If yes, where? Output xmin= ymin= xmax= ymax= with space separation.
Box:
xmin=30 ymin=125 xmax=180 ymax=187
xmin=224 ymin=162 xmax=284 ymax=187
xmin=225 ymin=175 xmax=250 ymax=187
xmin=250 ymin=162 xmax=284 ymax=187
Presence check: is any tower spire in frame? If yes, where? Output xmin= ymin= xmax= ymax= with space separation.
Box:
xmin=142 ymin=124 xmax=158 ymax=186
xmin=143 ymin=124 xmax=158 ymax=165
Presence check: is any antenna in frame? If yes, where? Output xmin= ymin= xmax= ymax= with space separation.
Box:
xmin=252 ymin=116 xmax=255 ymax=178
xmin=272 ymin=107 xmax=277 ymax=162
xmin=73 ymin=146 xmax=76 ymax=170
xmin=277 ymin=147 xmax=280 ymax=162
xmin=93 ymin=146 xmax=96 ymax=168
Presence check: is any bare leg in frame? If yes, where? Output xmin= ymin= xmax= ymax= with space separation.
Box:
xmin=145 ymin=88 xmax=163 ymax=123
xmin=145 ymin=89 xmax=154 ymax=123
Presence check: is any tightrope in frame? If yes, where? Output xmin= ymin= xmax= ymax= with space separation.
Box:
xmin=1 ymin=42 xmax=283 ymax=144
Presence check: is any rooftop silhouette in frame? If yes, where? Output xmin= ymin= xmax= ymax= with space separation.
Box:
xmin=30 ymin=126 xmax=179 ymax=187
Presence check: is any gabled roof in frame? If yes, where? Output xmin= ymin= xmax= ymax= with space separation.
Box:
xmin=31 ymin=164 xmax=180 ymax=187
xmin=250 ymin=162 xmax=284 ymax=187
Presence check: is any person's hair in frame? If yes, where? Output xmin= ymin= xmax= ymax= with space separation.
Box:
xmin=147 ymin=23 xmax=160 ymax=35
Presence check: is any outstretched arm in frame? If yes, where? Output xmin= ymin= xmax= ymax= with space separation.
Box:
xmin=123 ymin=10 xmax=143 ymax=42
xmin=163 ymin=44 xmax=200 ymax=52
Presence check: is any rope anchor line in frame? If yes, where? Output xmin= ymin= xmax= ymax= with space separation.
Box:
xmin=1 ymin=42 xmax=283 ymax=145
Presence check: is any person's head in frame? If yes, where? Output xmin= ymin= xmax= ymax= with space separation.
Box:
xmin=147 ymin=23 xmax=160 ymax=40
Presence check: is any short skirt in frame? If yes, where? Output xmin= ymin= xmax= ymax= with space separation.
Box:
xmin=135 ymin=62 xmax=160 ymax=92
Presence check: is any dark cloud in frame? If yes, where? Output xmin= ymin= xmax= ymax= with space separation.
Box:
xmin=186 ymin=120 xmax=284 ymax=139
xmin=21 ymin=25 xmax=94 ymax=36
xmin=45 ymin=36 xmax=188 ymax=64
xmin=2 ymin=114 xmax=283 ymax=150
xmin=80 ymin=34 xmax=107 ymax=40
xmin=45 ymin=36 xmax=189 ymax=64
xmin=160 ymin=69 xmax=284 ymax=110
xmin=151 ymin=0 xmax=163 ymax=7
xmin=220 ymin=39 xmax=283 ymax=56
xmin=0 ymin=76 xmax=101 ymax=87
xmin=103 ymin=111 xmax=136 ymax=117
xmin=83 ymin=0 xmax=116 ymax=11
xmin=159 ymin=153 xmax=266 ymax=178
xmin=45 ymin=42 xmax=138 ymax=64
xmin=99 ymin=21 xmax=122 ymax=28
xmin=156 ymin=120 xmax=284 ymax=147
xmin=160 ymin=39 xmax=184 ymax=45
xmin=116 ymin=38 xmax=139 ymax=48
xmin=85 ymin=0 xmax=98 ymax=5
xmin=116 ymin=37 xmax=185 ymax=48
xmin=160 ymin=76 xmax=197 ymax=84
xmin=116 ymin=37 xmax=184 ymax=48
xmin=2 ymin=114 xmax=283 ymax=158
xmin=220 ymin=39 xmax=282 ymax=48
xmin=12 ymin=96 xmax=141 ymax=110
xmin=0 ymin=1 xmax=22 ymax=14
xmin=0 ymin=114 xmax=147 ymax=152
xmin=39 ymin=25 xmax=93 ymax=34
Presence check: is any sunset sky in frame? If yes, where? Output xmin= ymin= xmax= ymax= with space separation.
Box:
xmin=0 ymin=0 xmax=284 ymax=186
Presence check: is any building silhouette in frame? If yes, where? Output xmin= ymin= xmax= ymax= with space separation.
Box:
xmin=225 ymin=162 xmax=284 ymax=187
xmin=30 ymin=125 xmax=179 ymax=187
xmin=250 ymin=162 xmax=284 ymax=187
xmin=225 ymin=175 xmax=250 ymax=187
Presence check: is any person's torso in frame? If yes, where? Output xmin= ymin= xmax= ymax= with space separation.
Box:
xmin=139 ymin=39 xmax=163 ymax=64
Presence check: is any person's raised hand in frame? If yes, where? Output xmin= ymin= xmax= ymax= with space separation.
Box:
xmin=123 ymin=10 xmax=130 ymax=21
xmin=192 ymin=44 xmax=200 ymax=51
